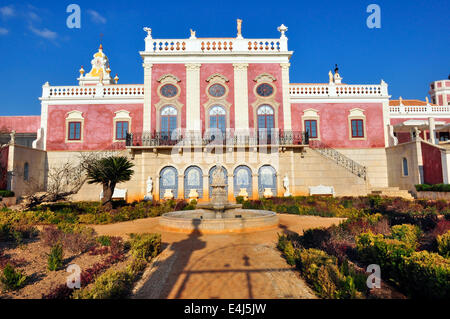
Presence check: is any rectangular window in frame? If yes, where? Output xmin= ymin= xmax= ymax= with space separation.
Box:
xmin=116 ymin=121 xmax=129 ymax=140
xmin=304 ymin=120 xmax=318 ymax=138
xmin=68 ymin=122 xmax=81 ymax=140
xmin=351 ymin=119 xmax=364 ymax=138
xmin=402 ymin=158 xmax=409 ymax=176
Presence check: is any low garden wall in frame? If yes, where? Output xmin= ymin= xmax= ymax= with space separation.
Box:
xmin=416 ymin=191 xmax=450 ymax=201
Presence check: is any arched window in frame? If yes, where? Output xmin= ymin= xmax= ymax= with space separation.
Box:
xmin=209 ymin=105 xmax=226 ymax=135
xmin=184 ymin=166 xmax=203 ymax=199
xmin=258 ymin=165 xmax=276 ymax=196
xmin=23 ymin=162 xmax=29 ymax=181
xmin=233 ymin=166 xmax=252 ymax=197
xmin=209 ymin=166 xmax=228 ymax=198
xmin=257 ymin=105 xmax=275 ymax=130
xmin=160 ymin=106 xmax=177 ymax=139
xmin=402 ymin=158 xmax=409 ymax=176
xmin=159 ymin=166 xmax=178 ymax=199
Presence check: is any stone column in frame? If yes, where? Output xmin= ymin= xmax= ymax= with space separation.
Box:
xmin=178 ymin=174 xmax=184 ymax=199
xmin=429 ymin=117 xmax=437 ymax=144
xmin=233 ymin=63 xmax=249 ymax=130
xmin=185 ymin=63 xmax=202 ymax=131
xmin=143 ymin=63 xmax=153 ymax=132
xmin=252 ymin=173 xmax=259 ymax=200
xmin=280 ymin=63 xmax=292 ymax=130
xmin=202 ymin=174 xmax=209 ymax=201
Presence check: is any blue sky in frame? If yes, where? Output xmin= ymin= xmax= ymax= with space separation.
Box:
xmin=0 ymin=0 xmax=448 ymax=116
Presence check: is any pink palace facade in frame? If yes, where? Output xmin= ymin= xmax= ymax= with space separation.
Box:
xmin=1 ymin=21 xmax=450 ymax=202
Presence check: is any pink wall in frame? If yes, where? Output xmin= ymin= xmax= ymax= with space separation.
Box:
xmin=0 ymin=146 xmax=8 ymax=189
xmin=421 ymin=142 xmax=443 ymax=184
xmin=291 ymin=103 xmax=385 ymax=148
xmin=46 ymin=104 xmax=143 ymax=151
xmin=247 ymin=64 xmax=284 ymax=129
xmin=151 ymin=64 xmax=186 ymax=131
xmin=200 ymin=64 xmax=235 ymax=132
xmin=0 ymin=116 xmax=40 ymax=133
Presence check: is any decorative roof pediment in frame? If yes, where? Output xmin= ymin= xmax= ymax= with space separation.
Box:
xmin=206 ymin=73 xmax=229 ymax=83
xmin=157 ymin=74 xmax=181 ymax=83
xmin=254 ymin=73 xmax=276 ymax=83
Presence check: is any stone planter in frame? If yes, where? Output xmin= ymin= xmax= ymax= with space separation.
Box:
xmin=416 ymin=191 xmax=450 ymax=201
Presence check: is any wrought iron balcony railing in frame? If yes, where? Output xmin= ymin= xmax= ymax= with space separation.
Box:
xmin=126 ymin=130 xmax=309 ymax=147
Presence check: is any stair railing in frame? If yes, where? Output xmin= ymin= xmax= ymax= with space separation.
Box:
xmin=309 ymin=140 xmax=367 ymax=180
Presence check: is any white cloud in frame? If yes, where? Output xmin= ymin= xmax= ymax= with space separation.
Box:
xmin=29 ymin=25 xmax=57 ymax=40
xmin=87 ymin=9 xmax=106 ymax=24
xmin=27 ymin=10 xmax=41 ymax=22
xmin=0 ymin=5 xmax=15 ymax=18
xmin=0 ymin=27 xmax=8 ymax=35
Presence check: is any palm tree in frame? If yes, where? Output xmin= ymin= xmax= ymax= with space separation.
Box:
xmin=86 ymin=156 xmax=134 ymax=210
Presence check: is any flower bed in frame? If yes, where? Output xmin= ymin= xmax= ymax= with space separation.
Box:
xmin=277 ymin=210 xmax=450 ymax=299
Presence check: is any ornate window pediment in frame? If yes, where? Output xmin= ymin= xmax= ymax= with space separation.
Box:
xmin=254 ymin=73 xmax=276 ymax=83
xmin=157 ymin=74 xmax=181 ymax=83
xmin=66 ymin=110 xmax=84 ymax=120
xmin=303 ymin=109 xmax=319 ymax=118
xmin=206 ymin=73 xmax=229 ymax=83
xmin=349 ymin=108 xmax=365 ymax=118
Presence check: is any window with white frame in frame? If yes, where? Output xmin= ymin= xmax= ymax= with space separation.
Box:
xmin=65 ymin=111 xmax=84 ymax=143
xmin=348 ymin=108 xmax=366 ymax=140
xmin=113 ymin=110 xmax=131 ymax=142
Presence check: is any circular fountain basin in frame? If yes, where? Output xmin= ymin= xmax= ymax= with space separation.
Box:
xmin=160 ymin=209 xmax=279 ymax=234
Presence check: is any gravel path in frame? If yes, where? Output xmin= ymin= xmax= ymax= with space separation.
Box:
xmin=92 ymin=215 xmax=344 ymax=299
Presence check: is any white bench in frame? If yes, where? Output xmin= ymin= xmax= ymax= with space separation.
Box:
xmin=309 ymin=185 xmax=335 ymax=197
xmin=99 ymin=188 xmax=127 ymax=201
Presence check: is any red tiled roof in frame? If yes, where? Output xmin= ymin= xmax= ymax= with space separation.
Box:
xmin=389 ymin=99 xmax=437 ymax=106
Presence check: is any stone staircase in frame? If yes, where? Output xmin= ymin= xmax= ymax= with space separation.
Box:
xmin=370 ymin=187 xmax=415 ymax=200
xmin=309 ymin=140 xmax=367 ymax=181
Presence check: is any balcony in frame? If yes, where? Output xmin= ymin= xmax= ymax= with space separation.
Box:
xmin=126 ymin=130 xmax=309 ymax=148
xmin=40 ymin=83 xmax=145 ymax=101
xmin=289 ymin=81 xmax=389 ymax=99
xmin=389 ymin=104 xmax=450 ymax=116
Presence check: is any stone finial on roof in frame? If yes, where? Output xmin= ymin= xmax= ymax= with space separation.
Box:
xmin=237 ymin=19 xmax=243 ymax=39
xmin=334 ymin=64 xmax=343 ymax=84
xmin=328 ymin=70 xmax=334 ymax=84
xmin=399 ymin=96 xmax=403 ymax=106
xmin=143 ymin=27 xmax=152 ymax=39
xmin=190 ymin=29 xmax=196 ymax=39
xmin=278 ymin=24 xmax=288 ymax=38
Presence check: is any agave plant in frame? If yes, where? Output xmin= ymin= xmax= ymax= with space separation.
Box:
xmin=86 ymin=156 xmax=134 ymax=210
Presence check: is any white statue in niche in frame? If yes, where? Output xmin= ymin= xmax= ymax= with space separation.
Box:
xmin=144 ymin=177 xmax=153 ymax=201
xmin=283 ymin=175 xmax=291 ymax=197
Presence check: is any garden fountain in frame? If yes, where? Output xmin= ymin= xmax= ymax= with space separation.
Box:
xmin=159 ymin=164 xmax=279 ymax=233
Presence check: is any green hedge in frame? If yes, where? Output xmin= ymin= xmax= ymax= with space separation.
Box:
xmin=415 ymin=184 xmax=450 ymax=192
xmin=437 ymin=231 xmax=450 ymax=258
xmin=356 ymin=232 xmax=450 ymax=299
xmin=277 ymin=235 xmax=366 ymax=299
xmin=129 ymin=233 xmax=161 ymax=262
xmin=0 ymin=190 xmax=15 ymax=198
